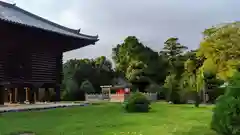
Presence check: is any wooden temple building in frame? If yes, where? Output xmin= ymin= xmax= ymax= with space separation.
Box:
xmin=0 ymin=1 xmax=98 ymax=104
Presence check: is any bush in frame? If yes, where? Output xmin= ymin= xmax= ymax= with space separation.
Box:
xmin=211 ymin=72 xmax=240 ymax=135
xmin=124 ymin=92 xmax=151 ymax=113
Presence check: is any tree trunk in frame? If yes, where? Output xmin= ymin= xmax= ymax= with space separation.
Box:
xmin=194 ymin=91 xmax=200 ymax=107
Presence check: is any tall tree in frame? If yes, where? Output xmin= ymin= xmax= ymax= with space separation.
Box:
xmin=161 ymin=37 xmax=188 ymax=75
xmin=184 ymin=54 xmax=204 ymax=107
xmin=162 ymin=37 xmax=188 ymax=103
xmin=112 ymin=36 xmax=168 ymax=90
xmin=197 ymin=22 xmax=240 ymax=80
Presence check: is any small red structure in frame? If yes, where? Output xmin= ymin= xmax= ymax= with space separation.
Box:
xmin=101 ymin=85 xmax=131 ymax=102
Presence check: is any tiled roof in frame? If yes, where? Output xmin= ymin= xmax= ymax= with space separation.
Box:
xmin=0 ymin=1 xmax=98 ymax=41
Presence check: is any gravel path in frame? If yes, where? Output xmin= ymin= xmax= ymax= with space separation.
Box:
xmin=0 ymin=102 xmax=88 ymax=113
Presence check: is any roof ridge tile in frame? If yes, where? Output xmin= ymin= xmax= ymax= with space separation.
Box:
xmin=0 ymin=0 xmax=98 ymax=40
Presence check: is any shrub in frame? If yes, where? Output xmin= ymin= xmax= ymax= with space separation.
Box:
xmin=211 ymin=72 xmax=240 ymax=135
xmin=124 ymin=92 xmax=151 ymax=113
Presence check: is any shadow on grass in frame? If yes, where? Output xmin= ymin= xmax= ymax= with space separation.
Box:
xmin=172 ymin=125 xmax=217 ymax=135
xmin=171 ymin=104 xmax=214 ymax=110
xmin=6 ymin=131 xmax=36 ymax=135
xmin=120 ymin=108 xmax=160 ymax=115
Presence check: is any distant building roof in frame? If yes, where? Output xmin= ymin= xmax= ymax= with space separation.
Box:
xmin=0 ymin=1 xmax=98 ymax=41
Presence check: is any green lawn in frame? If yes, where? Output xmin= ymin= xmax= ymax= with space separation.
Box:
xmin=0 ymin=102 xmax=216 ymax=135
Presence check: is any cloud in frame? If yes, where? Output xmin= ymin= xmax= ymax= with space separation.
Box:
xmin=4 ymin=0 xmax=240 ymax=62
xmin=58 ymin=9 xmax=85 ymax=29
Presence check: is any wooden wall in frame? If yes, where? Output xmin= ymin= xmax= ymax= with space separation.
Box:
xmin=0 ymin=42 xmax=63 ymax=87
xmin=0 ymin=52 xmax=4 ymax=82
xmin=29 ymin=47 xmax=62 ymax=84
xmin=0 ymin=19 xmax=91 ymax=87
xmin=0 ymin=47 xmax=62 ymax=86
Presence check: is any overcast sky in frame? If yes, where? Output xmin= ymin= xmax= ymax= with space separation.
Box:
xmin=2 ymin=0 xmax=240 ymax=62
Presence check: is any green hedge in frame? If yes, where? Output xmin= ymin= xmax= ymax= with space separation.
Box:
xmin=124 ymin=92 xmax=151 ymax=113
xmin=211 ymin=72 xmax=240 ymax=135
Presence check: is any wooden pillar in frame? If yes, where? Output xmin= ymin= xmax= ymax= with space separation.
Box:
xmin=25 ymin=87 xmax=29 ymax=102
xmin=108 ymin=88 xmax=111 ymax=101
xmin=4 ymin=88 xmax=8 ymax=103
xmin=14 ymin=88 xmax=18 ymax=103
xmin=36 ymin=88 xmax=39 ymax=102
xmin=27 ymin=87 xmax=35 ymax=104
xmin=34 ymin=90 xmax=37 ymax=103
xmin=45 ymin=88 xmax=50 ymax=102
xmin=55 ymin=86 xmax=60 ymax=102
xmin=38 ymin=88 xmax=43 ymax=102
xmin=44 ymin=88 xmax=49 ymax=102
xmin=31 ymin=86 xmax=38 ymax=104
xmin=0 ymin=85 xmax=4 ymax=105
xmin=18 ymin=87 xmax=25 ymax=104
xmin=9 ymin=89 xmax=13 ymax=104
xmin=11 ymin=88 xmax=16 ymax=103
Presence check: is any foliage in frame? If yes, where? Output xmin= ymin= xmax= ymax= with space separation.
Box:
xmin=61 ymin=79 xmax=79 ymax=101
xmin=145 ymin=83 xmax=162 ymax=93
xmin=197 ymin=22 xmax=240 ymax=81
xmin=124 ymin=92 xmax=151 ymax=112
xmin=126 ymin=60 xmax=147 ymax=82
xmin=211 ymin=71 xmax=240 ymax=135
xmin=62 ymin=57 xmax=114 ymax=100
xmin=61 ymin=22 xmax=240 ymax=107
xmin=161 ymin=37 xmax=188 ymax=59
xmin=181 ymin=50 xmax=205 ymax=107
xmin=161 ymin=37 xmax=188 ymax=74
xmin=112 ymin=36 xmax=168 ymax=91
xmin=162 ymin=37 xmax=189 ymax=103
xmin=164 ymin=74 xmax=182 ymax=103
xmin=203 ymin=71 xmax=224 ymax=103
xmin=80 ymin=80 xmax=95 ymax=93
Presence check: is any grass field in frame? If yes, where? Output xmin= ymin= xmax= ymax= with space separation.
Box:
xmin=0 ymin=102 xmax=216 ymax=135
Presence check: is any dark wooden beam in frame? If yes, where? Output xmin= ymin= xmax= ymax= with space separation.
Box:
xmin=0 ymin=85 xmax=4 ymax=105
xmin=55 ymin=85 xmax=61 ymax=102
xmin=18 ymin=87 xmax=25 ymax=104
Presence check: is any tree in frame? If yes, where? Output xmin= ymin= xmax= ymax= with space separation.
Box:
xmin=164 ymin=74 xmax=181 ymax=103
xmin=126 ymin=60 xmax=150 ymax=91
xmin=62 ymin=56 xmax=115 ymax=100
xmin=112 ymin=36 xmax=168 ymax=91
xmin=80 ymin=80 xmax=95 ymax=93
xmin=197 ymin=22 xmax=240 ymax=81
xmin=162 ymin=37 xmax=188 ymax=103
xmin=184 ymin=53 xmax=204 ymax=107
xmin=145 ymin=83 xmax=162 ymax=93
xmin=94 ymin=56 xmax=113 ymax=72
xmin=112 ymin=36 xmax=141 ymax=74
xmin=161 ymin=37 xmax=188 ymax=74
xmin=203 ymin=71 xmax=224 ymax=103
xmin=211 ymin=70 xmax=240 ymax=135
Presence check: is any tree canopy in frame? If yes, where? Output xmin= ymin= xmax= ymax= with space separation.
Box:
xmin=62 ymin=56 xmax=115 ymax=100
xmin=112 ymin=36 xmax=168 ymax=91
xmin=62 ymin=21 xmax=240 ymax=105
xmin=197 ymin=22 xmax=240 ymax=80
